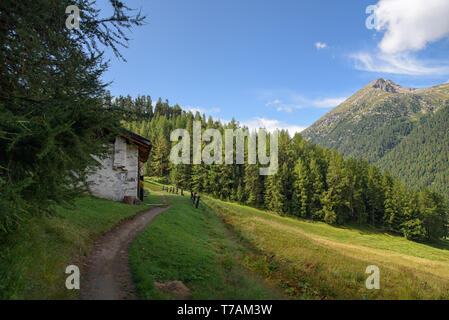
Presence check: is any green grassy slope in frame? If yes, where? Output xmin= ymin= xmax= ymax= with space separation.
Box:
xmin=129 ymin=182 xmax=285 ymax=299
xmin=0 ymin=196 xmax=151 ymax=299
xmin=4 ymin=179 xmax=447 ymax=300
xmin=203 ymin=197 xmax=449 ymax=299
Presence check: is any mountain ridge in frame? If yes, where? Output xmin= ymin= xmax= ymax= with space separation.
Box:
xmin=302 ymin=79 xmax=449 ymax=198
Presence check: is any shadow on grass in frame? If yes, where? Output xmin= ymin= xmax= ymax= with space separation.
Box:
xmin=145 ymin=177 xmax=449 ymax=253
xmin=336 ymin=223 xmax=449 ymax=251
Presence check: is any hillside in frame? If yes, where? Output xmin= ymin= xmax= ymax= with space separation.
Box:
xmin=204 ymin=196 xmax=449 ymax=299
xmin=139 ymin=181 xmax=449 ymax=299
xmin=0 ymin=197 xmax=150 ymax=299
xmin=130 ymin=181 xmax=285 ymax=300
xmin=302 ymin=79 xmax=449 ymax=197
xmin=117 ymin=95 xmax=448 ymax=242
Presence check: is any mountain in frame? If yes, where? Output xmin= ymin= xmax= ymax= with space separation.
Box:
xmin=302 ymin=79 xmax=449 ymax=197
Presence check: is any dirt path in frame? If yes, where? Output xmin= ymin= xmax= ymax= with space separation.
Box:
xmin=80 ymin=205 xmax=170 ymax=300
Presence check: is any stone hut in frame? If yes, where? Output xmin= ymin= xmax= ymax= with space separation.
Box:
xmin=87 ymin=129 xmax=151 ymax=203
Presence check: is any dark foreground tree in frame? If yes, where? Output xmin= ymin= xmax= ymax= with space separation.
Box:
xmin=0 ymin=0 xmax=145 ymax=232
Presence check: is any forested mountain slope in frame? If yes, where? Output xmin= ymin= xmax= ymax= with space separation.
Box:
xmin=111 ymin=94 xmax=448 ymax=242
xmin=302 ymin=79 xmax=449 ymax=197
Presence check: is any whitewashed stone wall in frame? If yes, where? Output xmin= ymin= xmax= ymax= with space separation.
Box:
xmin=87 ymin=136 xmax=139 ymax=202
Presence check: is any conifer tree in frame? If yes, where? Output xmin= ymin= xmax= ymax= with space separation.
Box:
xmin=112 ymin=95 xmax=448 ymax=243
xmin=384 ymin=180 xmax=408 ymax=232
xmin=293 ymin=158 xmax=311 ymax=218
xmin=0 ymin=0 xmax=144 ymax=232
xmin=150 ymin=134 xmax=169 ymax=177
xmin=366 ymin=165 xmax=385 ymax=227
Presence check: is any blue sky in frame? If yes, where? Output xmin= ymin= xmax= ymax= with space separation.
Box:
xmin=98 ymin=0 xmax=449 ymax=134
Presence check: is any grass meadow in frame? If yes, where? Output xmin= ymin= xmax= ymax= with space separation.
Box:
xmin=204 ymin=197 xmax=449 ymax=299
xmin=0 ymin=196 xmax=151 ymax=299
xmin=129 ymin=181 xmax=284 ymax=299
xmin=2 ymin=177 xmax=448 ymax=300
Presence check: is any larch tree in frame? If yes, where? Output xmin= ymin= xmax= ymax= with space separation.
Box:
xmin=0 ymin=0 xmax=145 ymax=232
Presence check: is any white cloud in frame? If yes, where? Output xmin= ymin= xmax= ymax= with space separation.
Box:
xmin=265 ymin=99 xmax=282 ymax=107
xmin=373 ymin=0 xmax=449 ymax=54
xmin=311 ymin=97 xmax=347 ymax=108
xmin=354 ymin=0 xmax=449 ymax=76
xmin=265 ymin=99 xmax=294 ymax=112
xmin=241 ymin=117 xmax=306 ymax=136
xmin=276 ymin=106 xmax=293 ymax=113
xmin=351 ymin=51 xmax=449 ymax=76
xmin=315 ymin=42 xmax=328 ymax=50
xmin=184 ymin=106 xmax=220 ymax=115
xmin=260 ymin=89 xmax=346 ymax=111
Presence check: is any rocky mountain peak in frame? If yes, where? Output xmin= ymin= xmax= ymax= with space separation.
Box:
xmin=372 ymin=78 xmax=415 ymax=93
